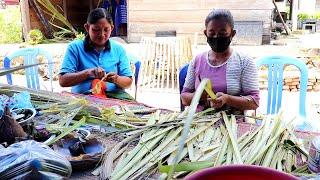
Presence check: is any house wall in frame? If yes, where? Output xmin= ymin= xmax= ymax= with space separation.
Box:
xmin=127 ymin=0 xmax=274 ymax=44
xmin=21 ymin=0 xmax=274 ymax=45
xmin=298 ymin=0 xmax=316 ymax=12
xmin=316 ymin=0 xmax=320 ymax=11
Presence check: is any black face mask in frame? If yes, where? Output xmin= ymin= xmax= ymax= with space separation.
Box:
xmin=207 ymin=36 xmax=232 ymax=53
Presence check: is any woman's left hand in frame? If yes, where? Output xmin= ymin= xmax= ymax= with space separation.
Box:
xmin=210 ymin=92 xmax=229 ymax=109
xmin=105 ymin=72 xmax=119 ymax=84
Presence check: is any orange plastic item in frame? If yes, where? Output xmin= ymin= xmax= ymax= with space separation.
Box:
xmin=91 ymin=79 xmax=107 ymax=98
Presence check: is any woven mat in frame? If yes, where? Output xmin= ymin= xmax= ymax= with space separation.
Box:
xmin=61 ymin=92 xmax=149 ymax=107
xmin=61 ymin=92 xmax=168 ymax=115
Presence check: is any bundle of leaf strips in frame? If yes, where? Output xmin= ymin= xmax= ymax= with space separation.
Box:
xmin=86 ymin=107 xmax=150 ymax=129
xmin=35 ymin=99 xmax=88 ymax=145
xmin=99 ymin=111 xmax=312 ymax=179
xmin=99 ymin=79 xmax=314 ymax=179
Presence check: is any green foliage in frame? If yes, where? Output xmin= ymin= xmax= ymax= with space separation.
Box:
xmin=27 ymin=29 xmax=44 ymax=45
xmin=312 ymin=12 xmax=320 ymax=20
xmin=0 ymin=6 xmax=23 ymax=44
xmin=298 ymin=13 xmax=310 ymax=21
xmin=298 ymin=12 xmax=320 ymax=21
xmin=75 ymin=32 xmax=85 ymax=40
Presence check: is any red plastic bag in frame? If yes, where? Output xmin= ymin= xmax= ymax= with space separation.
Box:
xmin=91 ymin=79 xmax=107 ymax=98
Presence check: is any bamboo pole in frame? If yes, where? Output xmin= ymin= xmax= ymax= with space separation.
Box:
xmin=166 ymin=42 xmax=171 ymax=89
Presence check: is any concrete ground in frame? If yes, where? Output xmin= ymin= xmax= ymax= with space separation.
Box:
xmin=1 ymin=33 xmax=320 ymax=130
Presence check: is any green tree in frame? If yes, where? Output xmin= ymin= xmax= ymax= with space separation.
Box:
xmin=0 ymin=6 xmax=23 ymax=44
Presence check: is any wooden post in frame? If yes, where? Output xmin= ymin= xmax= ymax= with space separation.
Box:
xmin=273 ymin=0 xmax=291 ymax=35
xmin=63 ymin=0 xmax=67 ymax=18
xmin=291 ymin=0 xmax=298 ymax=31
xmin=20 ymin=0 xmax=31 ymax=41
xmin=289 ymin=0 xmax=293 ymax=20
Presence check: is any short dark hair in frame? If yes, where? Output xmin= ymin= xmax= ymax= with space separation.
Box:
xmin=205 ymin=9 xmax=234 ymax=29
xmin=84 ymin=8 xmax=112 ymax=52
xmin=87 ymin=8 xmax=113 ymax=25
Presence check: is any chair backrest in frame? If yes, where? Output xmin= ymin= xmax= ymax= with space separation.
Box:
xmin=179 ymin=64 xmax=189 ymax=111
xmin=3 ymin=47 xmax=54 ymax=91
xmin=134 ymin=60 xmax=141 ymax=100
xmin=134 ymin=61 xmax=141 ymax=86
xmin=256 ymin=55 xmax=308 ymax=118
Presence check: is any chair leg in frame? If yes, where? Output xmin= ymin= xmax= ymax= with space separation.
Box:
xmin=135 ymin=85 xmax=138 ymax=100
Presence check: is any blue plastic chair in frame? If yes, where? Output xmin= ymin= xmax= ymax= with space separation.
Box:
xmin=256 ymin=55 xmax=308 ymax=118
xmin=3 ymin=47 xmax=54 ymax=91
xmin=134 ymin=60 xmax=141 ymax=100
xmin=179 ymin=64 xmax=189 ymax=111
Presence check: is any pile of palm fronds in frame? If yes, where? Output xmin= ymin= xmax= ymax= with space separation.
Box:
xmin=97 ymin=109 xmax=314 ymax=179
xmin=0 ymin=86 xmax=87 ymax=145
xmin=0 ymin=84 xmax=153 ymax=146
xmin=1 ymin=64 xmax=153 ymax=130
xmin=1 ymin=67 xmax=316 ymax=179
xmin=95 ymin=79 xmax=316 ymax=179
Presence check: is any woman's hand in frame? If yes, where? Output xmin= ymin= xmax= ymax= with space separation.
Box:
xmin=207 ymin=93 xmax=258 ymax=111
xmin=96 ymin=72 xmax=132 ymax=89
xmin=210 ymin=92 xmax=230 ymax=109
xmin=60 ymin=67 xmax=105 ymax=87
xmin=104 ymin=72 xmax=119 ymax=83
xmin=87 ymin=67 xmax=106 ymax=79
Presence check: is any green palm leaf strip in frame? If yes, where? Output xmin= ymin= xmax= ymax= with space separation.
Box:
xmin=168 ymin=78 xmax=216 ymax=178
xmin=45 ymin=117 xmax=86 ymax=145
xmin=0 ymin=63 xmax=53 ymax=76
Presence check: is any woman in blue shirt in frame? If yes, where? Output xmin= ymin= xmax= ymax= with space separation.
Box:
xmin=59 ymin=8 xmax=133 ymax=100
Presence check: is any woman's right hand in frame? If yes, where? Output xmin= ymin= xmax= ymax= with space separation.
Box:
xmin=86 ymin=67 xmax=106 ymax=79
